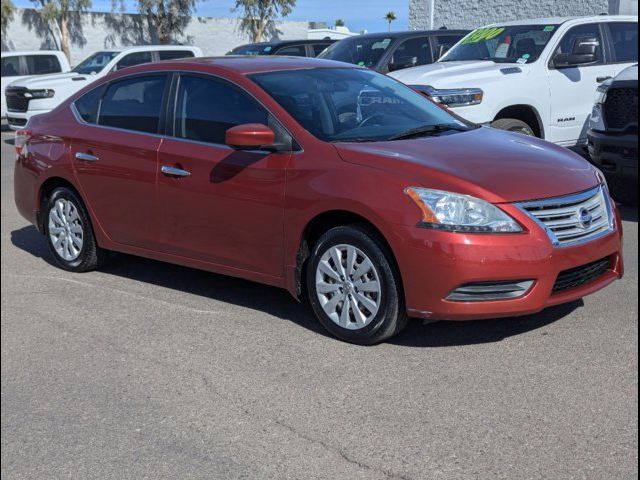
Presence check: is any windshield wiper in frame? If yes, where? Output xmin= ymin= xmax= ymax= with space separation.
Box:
xmin=388 ymin=123 xmax=469 ymax=141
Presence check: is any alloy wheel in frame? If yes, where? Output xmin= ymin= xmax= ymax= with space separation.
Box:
xmin=315 ymin=244 xmax=382 ymax=330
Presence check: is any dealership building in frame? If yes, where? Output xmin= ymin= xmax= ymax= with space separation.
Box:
xmin=409 ymin=0 xmax=639 ymax=30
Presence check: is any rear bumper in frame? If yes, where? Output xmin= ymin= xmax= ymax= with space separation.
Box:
xmin=393 ymin=202 xmax=623 ymax=321
xmin=587 ymin=129 xmax=638 ymax=181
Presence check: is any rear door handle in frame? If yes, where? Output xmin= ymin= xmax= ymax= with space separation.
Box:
xmin=597 ymin=76 xmax=612 ymax=83
xmin=75 ymin=152 xmax=99 ymax=162
xmin=161 ymin=165 xmax=191 ymax=177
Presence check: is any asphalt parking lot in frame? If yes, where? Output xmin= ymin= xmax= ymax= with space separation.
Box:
xmin=1 ymin=126 xmax=637 ymax=480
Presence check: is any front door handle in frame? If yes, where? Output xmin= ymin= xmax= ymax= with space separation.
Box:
xmin=161 ymin=165 xmax=191 ymax=177
xmin=597 ymin=76 xmax=612 ymax=83
xmin=75 ymin=152 xmax=99 ymax=162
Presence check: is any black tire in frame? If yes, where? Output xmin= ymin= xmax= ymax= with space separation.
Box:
xmin=306 ymin=225 xmax=407 ymax=345
xmin=606 ymin=173 xmax=638 ymax=207
xmin=491 ymin=118 xmax=536 ymax=137
xmin=44 ymin=187 xmax=108 ymax=272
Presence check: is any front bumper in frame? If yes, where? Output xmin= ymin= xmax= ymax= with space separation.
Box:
xmin=587 ymin=129 xmax=638 ymax=181
xmin=394 ymin=201 xmax=623 ymax=321
xmin=6 ymin=110 xmax=50 ymax=130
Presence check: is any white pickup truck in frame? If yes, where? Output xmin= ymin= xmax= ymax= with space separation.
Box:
xmin=1 ymin=51 xmax=71 ymax=119
xmin=390 ymin=16 xmax=638 ymax=148
xmin=5 ymin=45 xmax=202 ymax=129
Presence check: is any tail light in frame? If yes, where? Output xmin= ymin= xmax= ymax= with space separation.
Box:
xmin=15 ymin=129 xmax=32 ymax=156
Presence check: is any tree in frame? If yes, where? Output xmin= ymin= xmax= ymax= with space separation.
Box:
xmin=384 ymin=11 xmax=396 ymax=32
xmin=31 ymin=0 xmax=91 ymax=61
xmin=335 ymin=19 xmax=344 ymax=27
xmin=136 ymin=0 xmax=198 ymax=44
xmin=233 ymin=0 xmax=296 ymax=43
xmin=1 ymin=0 xmax=15 ymax=35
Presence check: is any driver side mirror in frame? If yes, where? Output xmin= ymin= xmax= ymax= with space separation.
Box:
xmin=388 ymin=56 xmax=418 ymax=72
xmin=553 ymin=37 xmax=599 ymax=68
xmin=226 ymin=124 xmax=276 ymax=151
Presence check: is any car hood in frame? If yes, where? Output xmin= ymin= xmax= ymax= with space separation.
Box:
xmin=389 ymin=60 xmax=530 ymax=88
xmin=334 ymin=127 xmax=599 ymax=204
xmin=8 ymin=71 xmax=95 ymax=89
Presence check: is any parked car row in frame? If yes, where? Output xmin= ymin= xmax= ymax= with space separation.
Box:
xmin=12 ymin=50 xmax=626 ymax=344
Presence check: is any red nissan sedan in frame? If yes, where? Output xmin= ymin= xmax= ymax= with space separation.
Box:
xmin=14 ymin=57 xmax=623 ymax=344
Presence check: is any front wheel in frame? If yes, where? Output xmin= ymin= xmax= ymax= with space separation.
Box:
xmin=307 ymin=225 xmax=407 ymax=345
xmin=491 ymin=118 xmax=536 ymax=137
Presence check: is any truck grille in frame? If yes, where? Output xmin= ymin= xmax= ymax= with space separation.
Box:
xmin=553 ymin=257 xmax=611 ymax=293
xmin=518 ymin=186 xmax=613 ymax=248
xmin=5 ymin=87 xmax=30 ymax=113
xmin=604 ymin=87 xmax=638 ymax=131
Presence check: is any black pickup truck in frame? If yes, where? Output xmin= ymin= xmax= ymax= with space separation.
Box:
xmin=588 ymin=65 xmax=638 ymax=206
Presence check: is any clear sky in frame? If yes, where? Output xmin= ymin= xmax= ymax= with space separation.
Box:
xmin=12 ymin=0 xmax=411 ymax=34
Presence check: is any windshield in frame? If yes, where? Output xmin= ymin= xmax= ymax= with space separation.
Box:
xmin=441 ymin=24 xmax=559 ymax=64
xmin=73 ymin=51 xmax=119 ymax=74
xmin=230 ymin=44 xmax=275 ymax=56
xmin=318 ymin=37 xmax=395 ymax=68
xmin=250 ymin=68 xmax=471 ymax=143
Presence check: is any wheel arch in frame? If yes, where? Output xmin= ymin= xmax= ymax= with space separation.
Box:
xmin=292 ymin=209 xmax=403 ymax=301
xmin=493 ymin=104 xmax=545 ymax=138
xmin=37 ymin=177 xmax=86 ymax=234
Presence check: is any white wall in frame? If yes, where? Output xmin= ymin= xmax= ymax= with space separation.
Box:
xmin=2 ymin=9 xmax=310 ymax=65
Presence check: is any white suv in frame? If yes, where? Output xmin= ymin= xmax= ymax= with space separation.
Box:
xmin=2 ymin=51 xmax=71 ymax=119
xmin=5 ymin=45 xmax=203 ymax=129
xmin=390 ymin=16 xmax=638 ymax=148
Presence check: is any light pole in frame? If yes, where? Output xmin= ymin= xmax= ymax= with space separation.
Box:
xmin=430 ymin=0 xmax=436 ymax=30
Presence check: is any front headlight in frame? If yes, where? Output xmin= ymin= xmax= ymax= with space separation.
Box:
xmin=405 ymin=187 xmax=522 ymax=233
xmin=24 ymin=89 xmax=55 ymax=99
xmin=412 ymin=85 xmax=483 ymax=107
xmin=594 ymin=81 xmax=611 ymax=105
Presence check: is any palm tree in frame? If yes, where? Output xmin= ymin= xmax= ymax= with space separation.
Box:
xmin=384 ymin=11 xmax=396 ymax=32
xmin=335 ymin=19 xmax=345 ymax=27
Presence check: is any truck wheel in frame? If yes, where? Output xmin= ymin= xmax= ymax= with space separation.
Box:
xmin=491 ymin=118 xmax=536 ymax=137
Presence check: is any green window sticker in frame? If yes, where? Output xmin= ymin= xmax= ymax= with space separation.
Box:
xmin=461 ymin=27 xmax=506 ymax=44
xmin=543 ymin=26 xmax=555 ymax=32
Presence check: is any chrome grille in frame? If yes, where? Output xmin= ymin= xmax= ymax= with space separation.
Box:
xmin=518 ymin=186 xmax=614 ymax=248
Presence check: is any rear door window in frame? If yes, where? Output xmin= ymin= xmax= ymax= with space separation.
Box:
xmin=275 ymin=45 xmax=308 ymax=57
xmin=390 ymin=36 xmax=433 ymax=68
xmin=312 ymin=43 xmax=331 ymax=56
xmin=25 ymin=55 xmax=62 ymax=74
xmin=174 ymin=74 xmax=269 ymax=145
xmin=98 ymin=75 xmax=167 ymax=133
xmin=432 ymin=34 xmax=464 ymax=61
xmin=1 ymin=56 xmax=22 ymax=77
xmin=158 ymin=50 xmax=196 ymax=60
xmin=115 ymin=51 xmax=153 ymax=71
xmin=606 ymin=22 xmax=638 ymax=63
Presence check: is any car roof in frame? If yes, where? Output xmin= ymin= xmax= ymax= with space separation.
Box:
xmin=484 ymin=15 xmax=638 ymax=27
xmin=136 ymin=55 xmax=360 ymax=75
xmin=105 ymin=45 xmax=202 ymax=54
xmin=1 ymin=50 xmax=66 ymax=57
xmin=340 ymin=29 xmax=470 ymax=41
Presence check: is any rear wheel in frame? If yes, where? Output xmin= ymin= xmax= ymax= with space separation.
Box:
xmin=491 ymin=118 xmax=536 ymax=137
xmin=307 ymin=225 xmax=407 ymax=345
xmin=44 ymin=187 xmax=107 ymax=272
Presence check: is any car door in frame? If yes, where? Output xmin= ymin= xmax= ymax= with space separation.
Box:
xmin=70 ymin=74 xmax=169 ymax=249
xmin=547 ymin=23 xmax=615 ymax=146
xmin=156 ymin=73 xmax=290 ymax=277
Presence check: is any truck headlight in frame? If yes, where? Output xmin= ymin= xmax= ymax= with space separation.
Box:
xmin=590 ymin=83 xmax=611 ymax=131
xmin=24 ymin=89 xmax=55 ymax=99
xmin=412 ymin=85 xmax=483 ymax=108
xmin=405 ymin=188 xmax=523 ymax=233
